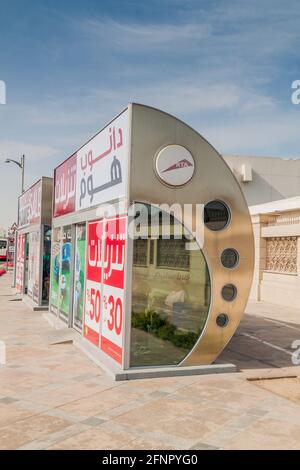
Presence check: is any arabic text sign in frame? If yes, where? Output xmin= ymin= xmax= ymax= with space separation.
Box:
xmin=18 ymin=180 xmax=42 ymax=228
xmin=100 ymin=216 xmax=126 ymax=365
xmin=16 ymin=233 xmax=25 ymax=293
xmin=54 ymin=154 xmax=77 ymax=217
xmin=76 ymin=110 xmax=129 ymax=211
xmin=84 ymin=220 xmax=104 ymax=346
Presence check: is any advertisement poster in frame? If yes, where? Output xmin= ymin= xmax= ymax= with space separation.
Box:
xmin=73 ymin=224 xmax=86 ymax=331
xmin=27 ymin=230 xmax=40 ymax=303
xmin=100 ymin=215 xmax=127 ymax=365
xmin=84 ymin=220 xmax=104 ymax=346
xmin=58 ymin=226 xmax=72 ymax=322
xmin=18 ymin=180 xmax=42 ymax=228
xmin=16 ymin=233 xmax=25 ymax=293
xmin=42 ymin=226 xmax=52 ymax=303
xmin=53 ymin=154 xmax=77 ymax=217
xmin=76 ymin=109 xmax=129 ymax=211
xmin=50 ymin=228 xmax=61 ymax=314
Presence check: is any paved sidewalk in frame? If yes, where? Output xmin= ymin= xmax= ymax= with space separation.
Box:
xmin=0 ymin=273 xmax=300 ymax=450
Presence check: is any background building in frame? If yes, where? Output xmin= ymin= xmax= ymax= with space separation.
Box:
xmin=223 ymin=155 xmax=300 ymax=308
xmin=223 ymin=155 xmax=300 ymax=206
xmin=249 ymin=197 xmax=300 ymax=308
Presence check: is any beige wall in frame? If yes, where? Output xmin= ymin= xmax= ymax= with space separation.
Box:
xmin=224 ymin=155 xmax=300 ymax=206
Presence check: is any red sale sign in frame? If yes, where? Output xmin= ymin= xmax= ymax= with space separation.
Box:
xmin=53 ymin=153 xmax=77 ymax=217
xmin=100 ymin=216 xmax=126 ymax=365
xmin=84 ymin=220 xmax=104 ymax=346
xmin=16 ymin=233 xmax=25 ymax=293
xmin=83 ymin=216 xmax=127 ymax=365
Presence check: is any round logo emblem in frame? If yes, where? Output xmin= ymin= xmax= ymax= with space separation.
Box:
xmin=155 ymin=145 xmax=195 ymax=187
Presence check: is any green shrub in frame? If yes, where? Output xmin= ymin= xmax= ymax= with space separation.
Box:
xmin=132 ymin=310 xmax=201 ymax=350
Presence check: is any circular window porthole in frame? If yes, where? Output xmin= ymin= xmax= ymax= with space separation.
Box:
xmin=221 ymin=248 xmax=239 ymax=269
xmin=216 ymin=313 xmax=229 ymax=328
xmin=204 ymin=200 xmax=231 ymax=231
xmin=221 ymin=284 xmax=237 ymax=302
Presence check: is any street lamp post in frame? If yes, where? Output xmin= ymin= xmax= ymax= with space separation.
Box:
xmin=4 ymin=155 xmax=26 ymax=287
xmin=5 ymin=154 xmax=25 ymax=193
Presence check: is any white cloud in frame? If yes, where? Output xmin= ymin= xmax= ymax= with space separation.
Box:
xmin=80 ymin=18 xmax=211 ymax=52
xmin=202 ymin=110 xmax=300 ymax=156
xmin=0 ymin=140 xmax=58 ymax=161
xmin=1 ymin=0 xmax=300 ymax=229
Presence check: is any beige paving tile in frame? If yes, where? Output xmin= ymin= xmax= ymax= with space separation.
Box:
xmin=48 ymin=427 xmax=136 ymax=450
xmin=0 ymin=403 xmax=36 ymax=427
xmin=0 ymin=414 xmax=72 ymax=450
xmin=58 ymin=387 xmax=141 ymax=417
xmin=1 ymin=273 xmax=300 ymax=450
xmin=223 ymin=417 xmax=300 ymax=449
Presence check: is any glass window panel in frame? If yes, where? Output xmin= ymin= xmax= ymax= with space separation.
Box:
xmin=157 ymin=238 xmax=190 ymax=270
xmin=73 ymin=224 xmax=86 ymax=331
xmin=50 ymin=227 xmax=61 ymax=315
xmin=221 ymin=284 xmax=237 ymax=302
xmin=204 ymin=200 xmax=230 ymax=231
xmin=42 ymin=226 xmax=51 ymax=303
xmin=221 ymin=248 xmax=239 ymax=269
xmin=133 ymin=238 xmax=148 ymax=266
xmin=59 ymin=225 xmax=73 ymax=322
xmin=130 ymin=203 xmax=211 ymax=367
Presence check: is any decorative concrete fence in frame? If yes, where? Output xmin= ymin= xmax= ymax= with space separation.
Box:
xmin=250 ymin=199 xmax=300 ymax=308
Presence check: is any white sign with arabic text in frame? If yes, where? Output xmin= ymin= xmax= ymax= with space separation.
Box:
xmin=76 ymin=109 xmax=129 ymax=211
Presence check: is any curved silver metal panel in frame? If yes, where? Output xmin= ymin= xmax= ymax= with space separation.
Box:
xmin=129 ymin=103 xmax=254 ymax=365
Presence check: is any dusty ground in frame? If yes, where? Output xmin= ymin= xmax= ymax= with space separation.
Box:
xmin=0 ymin=272 xmax=300 ymax=450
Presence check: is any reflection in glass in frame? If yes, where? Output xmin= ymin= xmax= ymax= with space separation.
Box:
xmin=216 ymin=313 xmax=229 ymax=327
xmin=50 ymin=227 xmax=61 ymax=315
xmin=59 ymin=225 xmax=72 ymax=322
xmin=73 ymin=224 xmax=86 ymax=331
xmin=204 ymin=200 xmax=230 ymax=231
xmin=221 ymin=248 xmax=239 ymax=269
xmin=221 ymin=284 xmax=237 ymax=302
xmin=130 ymin=204 xmax=211 ymax=367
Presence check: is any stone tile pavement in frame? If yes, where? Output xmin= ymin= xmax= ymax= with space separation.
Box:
xmin=0 ymin=273 xmax=300 ymax=450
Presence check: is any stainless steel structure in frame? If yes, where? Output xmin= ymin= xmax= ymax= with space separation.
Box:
xmin=15 ymin=177 xmax=53 ymax=310
xmin=129 ymin=104 xmax=254 ymax=365
xmin=50 ymin=103 xmax=254 ymax=373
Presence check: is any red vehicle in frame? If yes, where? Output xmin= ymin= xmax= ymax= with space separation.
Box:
xmin=0 ymin=238 xmax=7 ymax=261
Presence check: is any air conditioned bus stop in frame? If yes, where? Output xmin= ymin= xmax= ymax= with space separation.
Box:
xmin=48 ymin=104 xmax=254 ymax=379
xmin=15 ymin=177 xmax=53 ymax=310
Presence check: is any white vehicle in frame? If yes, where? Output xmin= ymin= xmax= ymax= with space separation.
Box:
xmin=0 ymin=238 xmax=7 ymax=261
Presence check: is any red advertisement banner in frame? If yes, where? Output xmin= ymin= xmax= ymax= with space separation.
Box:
xmin=100 ymin=215 xmax=126 ymax=365
xmin=83 ymin=216 xmax=127 ymax=365
xmin=18 ymin=180 xmax=42 ymax=228
xmin=54 ymin=153 xmax=77 ymax=217
xmin=84 ymin=220 xmax=103 ymax=346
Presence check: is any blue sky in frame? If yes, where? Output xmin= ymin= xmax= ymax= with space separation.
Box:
xmin=1 ymin=0 xmax=300 ymax=227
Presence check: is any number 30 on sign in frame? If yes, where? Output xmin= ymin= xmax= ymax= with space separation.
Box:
xmin=101 ymin=286 xmax=124 ymax=363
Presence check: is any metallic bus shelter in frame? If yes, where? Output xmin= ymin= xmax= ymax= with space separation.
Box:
xmin=48 ymin=104 xmax=254 ymax=379
xmin=15 ymin=177 xmax=52 ymax=310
